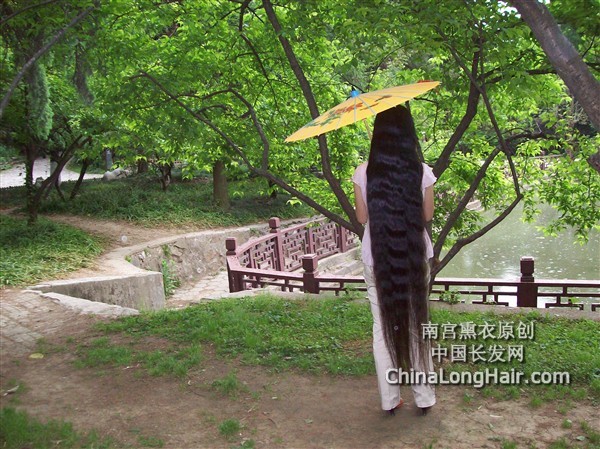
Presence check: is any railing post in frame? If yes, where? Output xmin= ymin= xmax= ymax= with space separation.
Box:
xmin=226 ymin=237 xmax=243 ymax=292
xmin=307 ymin=225 xmax=315 ymax=254
xmin=517 ymin=256 xmax=537 ymax=307
xmin=339 ymin=225 xmax=348 ymax=253
xmin=269 ymin=217 xmax=285 ymax=271
xmin=302 ymin=254 xmax=319 ymax=294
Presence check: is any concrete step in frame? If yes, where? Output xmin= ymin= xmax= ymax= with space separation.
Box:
xmin=332 ymin=259 xmax=364 ymax=276
xmin=317 ymin=247 xmax=363 ymax=276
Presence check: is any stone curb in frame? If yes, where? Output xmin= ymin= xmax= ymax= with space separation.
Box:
xmin=25 ymin=290 xmax=140 ymax=317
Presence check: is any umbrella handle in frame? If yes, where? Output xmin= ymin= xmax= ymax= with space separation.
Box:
xmin=363 ymin=119 xmax=372 ymax=140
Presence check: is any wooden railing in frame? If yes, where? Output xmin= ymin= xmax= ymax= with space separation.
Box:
xmin=226 ymin=218 xmax=600 ymax=311
xmin=226 ymin=217 xmax=359 ymax=293
xmin=430 ymin=258 xmax=600 ymax=310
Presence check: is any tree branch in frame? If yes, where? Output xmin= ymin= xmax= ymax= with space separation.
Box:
xmin=433 ymin=147 xmax=502 ymax=258
xmin=0 ymin=5 xmax=95 ymax=119
xmin=133 ymin=70 xmax=357 ymax=231
xmin=221 ymin=88 xmax=271 ymax=170
xmin=33 ymin=134 xmax=89 ymax=205
xmin=510 ymin=0 xmax=600 ymax=130
xmin=441 ymin=26 xmax=521 ymax=196
xmin=262 ymin=0 xmax=361 ymax=235
xmin=432 ymin=48 xmax=481 ymax=179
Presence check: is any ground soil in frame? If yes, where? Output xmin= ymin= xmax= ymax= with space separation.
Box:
xmin=1 ymin=214 xmax=598 ymax=449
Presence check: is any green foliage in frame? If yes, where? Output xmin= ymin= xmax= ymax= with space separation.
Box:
xmin=562 ymin=419 xmax=573 ymax=429
xmin=231 ymin=440 xmax=255 ymax=449
xmin=74 ymin=337 xmax=133 ymax=368
xmin=0 ymin=215 xmax=104 ymax=286
xmin=2 ymin=0 xmax=598 ymax=264
xmin=97 ymin=295 xmax=374 ymax=376
xmin=522 ymin=140 xmax=600 ymax=243
xmin=160 ymin=259 xmax=180 ymax=298
xmin=500 ymin=440 xmax=518 ymax=449
xmin=25 ymin=63 xmax=53 ymax=141
xmin=137 ymin=435 xmax=164 ymax=448
xmin=0 ymin=407 xmax=118 ymax=449
xmin=0 ymin=177 xmax=312 ymax=227
xmin=432 ymin=309 xmax=600 ymax=398
xmin=0 ymin=143 xmax=21 ymax=169
xmin=439 ymin=289 xmax=461 ymax=305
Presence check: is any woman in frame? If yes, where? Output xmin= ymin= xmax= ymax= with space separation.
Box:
xmin=352 ymin=105 xmax=436 ymax=416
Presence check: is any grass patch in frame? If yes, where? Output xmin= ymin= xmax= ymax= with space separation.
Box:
xmin=85 ymin=295 xmax=599 ymax=402
xmin=547 ymin=423 xmax=600 ymax=449
xmin=95 ymin=294 xmax=374 ymax=376
xmin=580 ymin=420 xmax=600 ymax=446
xmin=1 ymin=380 xmax=25 ymax=406
xmin=74 ymin=336 xmax=202 ymax=378
xmin=137 ymin=435 xmax=164 ymax=448
xmin=562 ymin=419 xmax=573 ymax=429
xmin=218 ymin=419 xmax=241 ymax=440
xmin=431 ymin=309 xmax=600 ymax=399
xmin=0 ymin=407 xmax=119 ymax=448
xmin=211 ymin=370 xmax=249 ymax=398
xmin=0 ymin=215 xmax=104 ymax=286
xmin=0 ymin=175 xmax=312 ymax=228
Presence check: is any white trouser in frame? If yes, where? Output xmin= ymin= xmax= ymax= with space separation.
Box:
xmin=364 ymin=265 xmax=436 ymax=410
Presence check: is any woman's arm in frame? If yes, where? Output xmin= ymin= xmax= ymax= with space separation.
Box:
xmin=423 ymin=185 xmax=434 ymax=222
xmin=354 ymin=183 xmax=368 ymax=224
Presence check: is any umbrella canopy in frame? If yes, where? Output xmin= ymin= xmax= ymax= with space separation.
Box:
xmin=285 ymin=81 xmax=440 ymax=142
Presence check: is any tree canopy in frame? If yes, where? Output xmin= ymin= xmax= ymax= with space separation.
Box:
xmin=1 ymin=0 xmax=598 ymax=274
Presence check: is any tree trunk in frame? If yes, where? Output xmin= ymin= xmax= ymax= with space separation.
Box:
xmin=29 ymin=135 xmax=89 ymax=221
xmin=137 ymin=158 xmax=148 ymax=174
xmin=136 ymin=147 xmax=148 ymax=173
xmin=212 ymin=160 xmax=230 ymax=210
xmin=25 ymin=145 xmax=38 ymax=225
xmin=510 ymin=0 xmax=600 ymax=172
xmin=158 ymin=163 xmax=172 ymax=191
xmin=70 ymin=158 xmax=90 ymax=199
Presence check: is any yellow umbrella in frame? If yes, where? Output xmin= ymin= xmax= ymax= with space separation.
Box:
xmin=285 ymin=81 xmax=440 ymax=142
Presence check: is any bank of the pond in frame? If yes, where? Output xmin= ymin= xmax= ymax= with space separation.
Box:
xmin=438 ymin=205 xmax=599 ymax=280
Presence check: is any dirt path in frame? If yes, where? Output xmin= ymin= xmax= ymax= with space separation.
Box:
xmin=1 ymin=216 xmax=598 ymax=448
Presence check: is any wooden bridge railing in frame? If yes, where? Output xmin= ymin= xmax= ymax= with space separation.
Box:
xmin=226 ymin=218 xmax=600 ymax=311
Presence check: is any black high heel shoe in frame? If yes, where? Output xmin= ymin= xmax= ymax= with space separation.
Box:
xmin=387 ymin=399 xmax=404 ymax=416
xmin=419 ymin=406 xmax=431 ymax=416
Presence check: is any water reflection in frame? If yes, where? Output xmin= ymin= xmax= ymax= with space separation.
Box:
xmin=438 ymin=205 xmax=599 ymax=281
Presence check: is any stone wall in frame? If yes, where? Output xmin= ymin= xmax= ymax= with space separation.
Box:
xmin=128 ymin=227 xmax=266 ymax=286
xmin=30 ymin=273 xmax=165 ymax=311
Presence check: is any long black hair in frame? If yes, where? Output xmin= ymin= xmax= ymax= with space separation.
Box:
xmin=366 ymin=104 xmax=430 ymax=370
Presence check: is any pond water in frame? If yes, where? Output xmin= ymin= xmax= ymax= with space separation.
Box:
xmin=437 ymin=205 xmax=599 ymax=281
